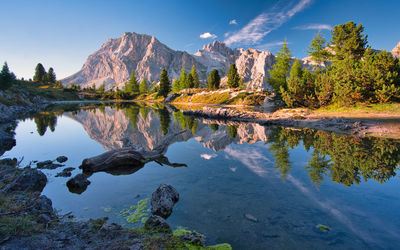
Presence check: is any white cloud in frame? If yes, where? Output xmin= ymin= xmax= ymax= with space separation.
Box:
xmin=256 ymin=41 xmax=290 ymax=51
xmin=200 ymin=153 xmax=217 ymax=160
xmin=229 ymin=19 xmax=238 ymax=25
xmin=200 ymin=32 xmax=217 ymax=39
xmin=224 ymin=0 xmax=312 ymax=46
xmin=294 ymin=23 xmax=332 ymax=30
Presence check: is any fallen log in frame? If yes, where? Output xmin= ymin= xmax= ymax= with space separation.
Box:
xmin=80 ymin=131 xmax=188 ymax=173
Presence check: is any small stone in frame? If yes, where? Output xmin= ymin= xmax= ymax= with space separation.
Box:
xmin=150 ymin=184 xmax=179 ymax=219
xmin=66 ymin=174 xmax=90 ymax=194
xmin=56 ymin=156 xmax=68 ymax=163
xmin=37 ymin=214 xmax=51 ymax=224
xmin=244 ymin=213 xmax=258 ymax=222
xmin=36 ymin=160 xmax=53 ymax=168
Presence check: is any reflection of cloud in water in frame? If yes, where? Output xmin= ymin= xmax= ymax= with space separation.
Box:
xmin=200 ymin=153 xmax=217 ymax=160
xmin=224 ymin=144 xmax=273 ymax=177
xmin=287 ymin=174 xmax=400 ymax=246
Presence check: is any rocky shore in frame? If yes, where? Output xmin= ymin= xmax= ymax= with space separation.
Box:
xmin=0 ymin=158 xmax=230 ymax=249
xmin=182 ymin=107 xmax=400 ymax=138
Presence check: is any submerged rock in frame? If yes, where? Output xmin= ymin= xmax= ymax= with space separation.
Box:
xmin=150 ymin=184 xmax=179 ymax=219
xmin=244 ymin=213 xmax=258 ymax=222
xmin=56 ymin=156 xmax=68 ymax=163
xmin=66 ymin=174 xmax=90 ymax=194
xmin=36 ymin=160 xmax=64 ymax=170
xmin=144 ymin=215 xmax=171 ymax=233
xmin=55 ymin=167 xmax=75 ymax=178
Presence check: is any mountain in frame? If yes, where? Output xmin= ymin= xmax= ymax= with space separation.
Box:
xmin=392 ymin=41 xmax=400 ymax=58
xmin=62 ymin=32 xmax=313 ymax=90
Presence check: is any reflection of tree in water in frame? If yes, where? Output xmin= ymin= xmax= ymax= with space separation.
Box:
xmin=267 ymin=128 xmax=291 ymax=179
xmin=139 ymin=107 xmax=149 ymax=121
xmin=172 ymin=111 xmax=198 ymax=135
xmin=209 ymin=124 xmax=219 ymax=131
xmin=158 ymin=108 xmax=171 ymax=136
xmin=268 ymin=127 xmax=400 ymax=186
xmin=227 ymin=125 xmax=238 ymax=139
xmin=33 ymin=113 xmax=58 ymax=136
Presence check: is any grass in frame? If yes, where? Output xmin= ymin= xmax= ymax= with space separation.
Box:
xmin=316 ymin=102 xmax=400 ymax=113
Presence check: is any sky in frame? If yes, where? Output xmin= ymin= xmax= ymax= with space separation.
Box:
xmin=1 ymin=0 xmax=399 ymax=80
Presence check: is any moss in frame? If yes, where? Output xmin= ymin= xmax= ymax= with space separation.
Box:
xmin=121 ymin=198 xmax=149 ymax=224
xmin=316 ymin=224 xmax=331 ymax=232
xmin=190 ymin=92 xmax=230 ymax=105
xmin=173 ymin=226 xmax=194 ymax=236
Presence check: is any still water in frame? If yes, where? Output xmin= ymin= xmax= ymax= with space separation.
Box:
xmin=3 ymin=103 xmax=400 ymax=249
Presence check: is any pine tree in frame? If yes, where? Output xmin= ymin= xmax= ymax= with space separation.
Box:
xmin=329 ymin=21 xmax=368 ymax=61
xmin=126 ymin=71 xmax=139 ymax=93
xmin=139 ymin=78 xmax=149 ymax=94
xmin=227 ymin=64 xmax=241 ymax=88
xmin=186 ymin=73 xmax=194 ymax=88
xmin=158 ymin=68 xmax=170 ymax=97
xmin=46 ymin=67 xmax=56 ymax=84
xmin=267 ymin=41 xmax=291 ymax=94
xmin=0 ymin=62 xmax=16 ymax=90
xmin=172 ymin=79 xmax=180 ymax=92
xmin=190 ymin=65 xmax=200 ymax=88
xmin=207 ymin=69 xmax=220 ymax=89
xmin=33 ymin=63 xmax=46 ymax=83
xmin=307 ymin=30 xmax=330 ymax=66
xmin=178 ymin=67 xmax=187 ymax=90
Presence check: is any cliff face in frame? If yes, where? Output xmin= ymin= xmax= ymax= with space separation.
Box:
xmin=62 ymin=33 xmax=315 ymax=90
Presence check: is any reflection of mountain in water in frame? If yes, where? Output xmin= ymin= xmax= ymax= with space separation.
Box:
xmin=67 ymin=106 xmax=273 ymax=152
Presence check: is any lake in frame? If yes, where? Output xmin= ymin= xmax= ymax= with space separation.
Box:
xmin=3 ymin=102 xmax=400 ymax=249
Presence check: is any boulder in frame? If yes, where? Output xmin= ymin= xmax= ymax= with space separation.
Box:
xmin=144 ymin=215 xmax=171 ymax=233
xmin=31 ymin=195 xmax=53 ymax=214
xmin=36 ymin=160 xmax=64 ymax=170
xmin=56 ymin=156 xmax=68 ymax=163
xmin=66 ymin=174 xmax=90 ymax=194
xmin=55 ymin=167 xmax=75 ymax=178
xmin=5 ymin=168 xmax=47 ymax=193
xmin=150 ymin=184 xmax=179 ymax=219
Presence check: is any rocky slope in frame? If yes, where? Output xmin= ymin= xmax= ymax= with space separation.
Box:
xmin=62 ymin=32 xmax=316 ymax=90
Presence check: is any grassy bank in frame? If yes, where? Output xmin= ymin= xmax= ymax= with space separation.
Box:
xmin=313 ymin=103 xmax=400 ymax=118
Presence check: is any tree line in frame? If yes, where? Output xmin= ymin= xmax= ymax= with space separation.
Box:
xmin=269 ymin=21 xmax=400 ymax=108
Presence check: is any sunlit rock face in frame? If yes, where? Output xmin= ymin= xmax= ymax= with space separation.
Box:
xmin=62 ymin=33 xmax=314 ymax=90
xmin=66 ymin=107 xmax=273 ymax=152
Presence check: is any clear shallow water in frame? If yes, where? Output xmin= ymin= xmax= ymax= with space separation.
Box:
xmin=3 ymin=103 xmax=400 ymax=249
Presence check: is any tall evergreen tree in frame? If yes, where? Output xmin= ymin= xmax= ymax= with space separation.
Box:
xmin=307 ymin=30 xmax=330 ymax=66
xmin=139 ymin=78 xmax=149 ymax=94
xmin=46 ymin=67 xmax=56 ymax=84
xmin=98 ymin=81 xmax=105 ymax=92
xmin=329 ymin=21 xmax=368 ymax=61
xmin=33 ymin=63 xmax=46 ymax=82
xmin=172 ymin=78 xmax=180 ymax=92
xmin=126 ymin=71 xmax=139 ymax=93
xmin=267 ymin=41 xmax=291 ymax=94
xmin=158 ymin=68 xmax=170 ymax=97
xmin=0 ymin=62 xmax=15 ymax=90
xmin=207 ymin=69 xmax=220 ymax=89
xmin=178 ymin=67 xmax=187 ymax=90
xmin=227 ymin=64 xmax=241 ymax=88
xmin=186 ymin=74 xmax=194 ymax=88
xmin=190 ymin=65 xmax=200 ymax=88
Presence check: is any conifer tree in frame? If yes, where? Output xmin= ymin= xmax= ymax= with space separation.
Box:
xmin=178 ymin=67 xmax=187 ymax=90
xmin=172 ymin=78 xmax=180 ymax=92
xmin=207 ymin=69 xmax=220 ymax=89
xmin=126 ymin=71 xmax=139 ymax=93
xmin=0 ymin=62 xmax=16 ymax=90
xmin=186 ymin=73 xmax=194 ymax=88
xmin=98 ymin=81 xmax=105 ymax=92
xmin=33 ymin=63 xmax=46 ymax=83
xmin=329 ymin=21 xmax=367 ymax=61
xmin=190 ymin=65 xmax=200 ymax=88
xmin=307 ymin=30 xmax=330 ymax=66
xmin=227 ymin=64 xmax=241 ymax=88
xmin=46 ymin=67 xmax=56 ymax=84
xmin=158 ymin=68 xmax=170 ymax=97
xmin=267 ymin=41 xmax=291 ymax=94
xmin=139 ymin=78 xmax=149 ymax=94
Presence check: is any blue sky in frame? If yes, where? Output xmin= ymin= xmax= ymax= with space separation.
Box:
xmin=1 ymin=0 xmax=399 ymax=79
